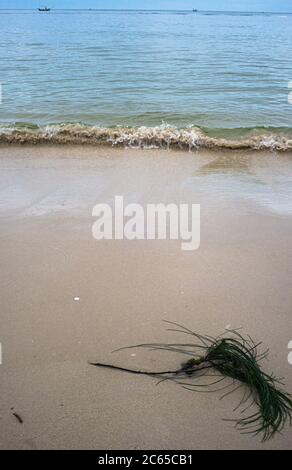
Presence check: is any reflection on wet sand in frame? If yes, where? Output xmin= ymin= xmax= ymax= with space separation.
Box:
xmin=193 ymin=150 xmax=292 ymax=215
xmin=196 ymin=152 xmax=252 ymax=176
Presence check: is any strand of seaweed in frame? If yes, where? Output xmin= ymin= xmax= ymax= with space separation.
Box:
xmin=91 ymin=321 xmax=292 ymax=441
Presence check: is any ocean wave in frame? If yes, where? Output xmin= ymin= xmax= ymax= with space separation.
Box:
xmin=1 ymin=123 xmax=292 ymax=151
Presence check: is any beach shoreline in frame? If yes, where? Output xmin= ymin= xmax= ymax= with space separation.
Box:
xmin=1 ymin=124 xmax=292 ymax=151
xmin=0 ymin=145 xmax=292 ymax=449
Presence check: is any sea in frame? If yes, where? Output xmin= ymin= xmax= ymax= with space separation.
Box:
xmin=1 ymin=9 xmax=292 ymax=150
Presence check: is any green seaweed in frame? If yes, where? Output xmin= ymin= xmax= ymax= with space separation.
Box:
xmin=91 ymin=321 xmax=292 ymax=441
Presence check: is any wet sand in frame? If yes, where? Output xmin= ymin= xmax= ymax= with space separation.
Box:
xmin=0 ymin=145 xmax=292 ymax=450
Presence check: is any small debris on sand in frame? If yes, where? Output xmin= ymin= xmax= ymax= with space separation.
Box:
xmin=12 ymin=411 xmax=23 ymax=424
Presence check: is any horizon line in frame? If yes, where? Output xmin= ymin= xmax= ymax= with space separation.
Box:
xmin=0 ymin=8 xmax=291 ymax=14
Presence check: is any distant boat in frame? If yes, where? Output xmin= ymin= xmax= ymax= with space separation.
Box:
xmin=192 ymin=9 xmax=198 ymax=12
xmin=38 ymin=7 xmax=51 ymax=12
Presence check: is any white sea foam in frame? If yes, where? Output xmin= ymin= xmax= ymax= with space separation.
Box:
xmin=0 ymin=123 xmax=292 ymax=151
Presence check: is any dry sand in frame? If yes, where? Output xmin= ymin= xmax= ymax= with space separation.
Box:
xmin=0 ymin=144 xmax=292 ymax=450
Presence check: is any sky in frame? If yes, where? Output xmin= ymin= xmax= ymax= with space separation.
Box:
xmin=1 ymin=0 xmax=292 ymax=13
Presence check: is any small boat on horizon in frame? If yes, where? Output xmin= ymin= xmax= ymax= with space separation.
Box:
xmin=38 ymin=6 xmax=51 ymax=12
xmin=192 ymin=9 xmax=198 ymax=12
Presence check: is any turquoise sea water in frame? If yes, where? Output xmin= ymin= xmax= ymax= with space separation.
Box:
xmin=1 ymin=9 xmax=292 ymax=148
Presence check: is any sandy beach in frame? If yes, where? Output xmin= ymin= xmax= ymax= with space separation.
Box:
xmin=0 ymin=145 xmax=292 ymax=450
